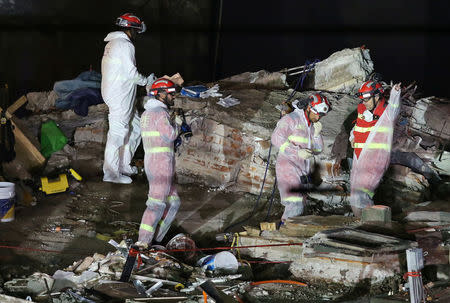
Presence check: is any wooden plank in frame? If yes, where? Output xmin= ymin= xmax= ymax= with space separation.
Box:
xmin=7 ymin=95 xmax=27 ymax=115
xmin=0 ymin=106 xmax=45 ymax=170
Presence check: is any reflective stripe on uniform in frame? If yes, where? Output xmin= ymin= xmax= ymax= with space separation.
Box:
xmin=147 ymin=196 xmax=163 ymax=204
xmin=140 ymin=223 xmax=154 ymax=232
xmin=288 ymin=135 xmax=308 ymax=144
xmin=283 ymin=196 xmax=303 ymax=203
xmin=353 ymin=142 xmax=390 ymax=151
xmin=142 ymin=131 xmax=160 ymax=137
xmin=145 ymin=147 xmax=173 ymax=153
xmin=354 ymin=126 xmax=391 ymax=133
xmin=357 ymin=187 xmax=374 ymax=198
xmin=159 ymin=220 xmax=165 ymax=227
xmin=168 ymin=195 xmax=179 ymax=201
xmin=280 ymin=141 xmax=290 ymax=153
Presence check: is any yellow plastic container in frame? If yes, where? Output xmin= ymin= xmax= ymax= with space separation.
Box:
xmin=40 ymin=174 xmax=69 ymax=195
xmin=0 ymin=182 xmax=15 ymax=222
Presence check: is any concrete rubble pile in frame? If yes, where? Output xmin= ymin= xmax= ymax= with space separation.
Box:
xmin=5 ymin=46 xmax=448 ymax=209
xmin=1 ymin=46 xmax=450 ymax=302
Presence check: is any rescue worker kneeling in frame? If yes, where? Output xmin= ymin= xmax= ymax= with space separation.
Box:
xmin=349 ymin=81 xmax=401 ymax=217
xmin=137 ymin=78 xmax=182 ymax=246
xmin=271 ymin=94 xmax=331 ymax=223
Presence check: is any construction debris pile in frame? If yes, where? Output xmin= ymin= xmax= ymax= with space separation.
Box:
xmin=1 ymin=47 xmax=450 ymax=302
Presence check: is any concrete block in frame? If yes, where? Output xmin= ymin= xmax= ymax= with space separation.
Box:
xmin=74 ymin=121 xmax=107 ymax=144
xmin=362 ymin=205 xmax=392 ymax=223
xmin=312 ymin=47 xmax=374 ymax=93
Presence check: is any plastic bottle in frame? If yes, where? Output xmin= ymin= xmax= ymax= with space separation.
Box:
xmin=49 ymin=226 xmax=71 ymax=232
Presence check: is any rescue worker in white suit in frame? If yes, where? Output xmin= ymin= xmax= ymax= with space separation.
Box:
xmin=349 ymin=81 xmax=402 ymax=217
xmin=101 ymin=13 xmax=156 ymax=184
xmin=271 ymin=94 xmax=331 ymax=223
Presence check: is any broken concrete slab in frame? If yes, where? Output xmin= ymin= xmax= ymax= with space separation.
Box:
xmin=238 ymin=232 xmax=304 ymax=262
xmin=310 ymin=47 xmax=374 ymax=94
xmin=362 ymin=205 xmax=392 ymax=224
xmin=302 ymin=228 xmax=416 ymax=260
xmin=289 ymin=254 xmax=401 ymax=286
xmin=219 ymin=70 xmax=288 ymax=89
xmin=405 ymin=211 xmax=450 ymax=223
xmin=74 ymin=120 xmax=107 ymax=145
xmin=409 ymin=97 xmax=450 ymax=142
xmin=279 ymin=215 xmax=358 ymax=238
xmin=26 ymin=91 xmax=58 ymax=112
xmin=3 ymin=272 xmax=54 ymax=296
xmin=0 ymin=294 xmax=35 ymax=303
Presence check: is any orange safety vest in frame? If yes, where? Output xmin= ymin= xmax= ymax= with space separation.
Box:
xmin=353 ymin=99 xmax=386 ymax=158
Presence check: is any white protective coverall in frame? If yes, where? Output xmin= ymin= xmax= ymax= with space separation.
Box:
xmin=349 ymin=87 xmax=401 ymax=211
xmin=271 ymin=107 xmax=323 ymax=221
xmin=138 ymin=97 xmax=180 ymax=244
xmin=101 ymin=31 xmax=151 ymax=182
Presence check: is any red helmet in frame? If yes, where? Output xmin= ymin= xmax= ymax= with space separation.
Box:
xmin=116 ymin=13 xmax=146 ymax=33
xmin=149 ymin=78 xmax=176 ymax=96
xmin=309 ymin=93 xmax=330 ymax=116
xmin=357 ymin=80 xmax=384 ymax=99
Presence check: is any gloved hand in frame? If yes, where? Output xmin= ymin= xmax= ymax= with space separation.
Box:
xmin=147 ymin=73 xmax=156 ymax=86
xmin=298 ymin=149 xmax=313 ymax=159
xmin=313 ymin=121 xmax=322 ymax=137
xmin=174 ymin=115 xmax=183 ymax=127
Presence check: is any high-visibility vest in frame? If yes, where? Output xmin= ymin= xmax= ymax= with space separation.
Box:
xmin=353 ymin=99 xmax=387 ymax=158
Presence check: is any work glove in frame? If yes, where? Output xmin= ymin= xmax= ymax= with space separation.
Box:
xmin=362 ymin=110 xmax=373 ymax=122
xmin=147 ymin=73 xmax=156 ymax=86
xmin=174 ymin=115 xmax=183 ymax=127
xmin=313 ymin=121 xmax=322 ymax=137
xmin=298 ymin=149 xmax=314 ymax=160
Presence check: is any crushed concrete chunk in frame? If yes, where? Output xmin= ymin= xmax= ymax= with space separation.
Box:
xmin=4 ymin=272 xmax=54 ymax=296
xmin=312 ymin=47 xmax=374 ymax=93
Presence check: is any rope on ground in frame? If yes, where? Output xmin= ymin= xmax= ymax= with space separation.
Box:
xmin=0 ymin=242 xmax=303 ymax=255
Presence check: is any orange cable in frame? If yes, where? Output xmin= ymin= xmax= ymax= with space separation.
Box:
xmin=250 ymin=280 xmax=307 ymax=287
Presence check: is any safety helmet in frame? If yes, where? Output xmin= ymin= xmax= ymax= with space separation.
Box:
xmin=116 ymin=13 xmax=146 ymax=34
xmin=308 ymin=93 xmax=330 ymax=116
xmin=149 ymin=78 xmax=176 ymax=96
xmin=356 ymin=80 xmax=384 ymax=99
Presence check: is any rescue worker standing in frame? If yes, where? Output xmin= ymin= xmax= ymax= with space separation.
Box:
xmin=271 ymin=94 xmax=330 ymax=223
xmin=101 ymin=13 xmax=155 ymax=184
xmin=138 ymin=78 xmax=181 ymax=245
xmin=349 ymin=81 xmax=401 ymax=217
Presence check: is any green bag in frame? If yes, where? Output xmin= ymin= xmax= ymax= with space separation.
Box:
xmin=40 ymin=120 xmax=67 ymax=158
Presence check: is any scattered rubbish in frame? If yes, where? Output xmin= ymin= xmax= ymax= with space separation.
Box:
xmin=200 ymin=84 xmax=222 ymax=98
xmin=48 ymin=226 xmax=71 ymax=233
xmin=181 ymin=85 xmax=208 ymax=98
xmin=145 ymin=281 xmax=163 ymax=296
xmin=198 ymin=251 xmax=239 ymax=273
xmin=259 ymin=222 xmax=277 ymax=231
xmin=66 ymin=289 xmax=96 ymax=303
xmin=120 ymin=245 xmax=141 ymax=282
xmin=132 ymin=279 xmax=147 ymax=296
xmin=166 ymin=233 xmax=197 ymax=262
xmin=198 ymin=280 xmax=237 ymax=303
xmin=217 ymin=95 xmax=240 ymax=108
xmin=0 ymin=182 xmax=15 ymax=222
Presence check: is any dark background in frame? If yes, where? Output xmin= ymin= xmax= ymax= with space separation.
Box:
xmin=1 ymin=0 xmax=449 ymax=101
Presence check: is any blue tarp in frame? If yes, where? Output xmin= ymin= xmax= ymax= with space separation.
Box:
xmin=54 ymin=71 xmax=104 ymax=116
